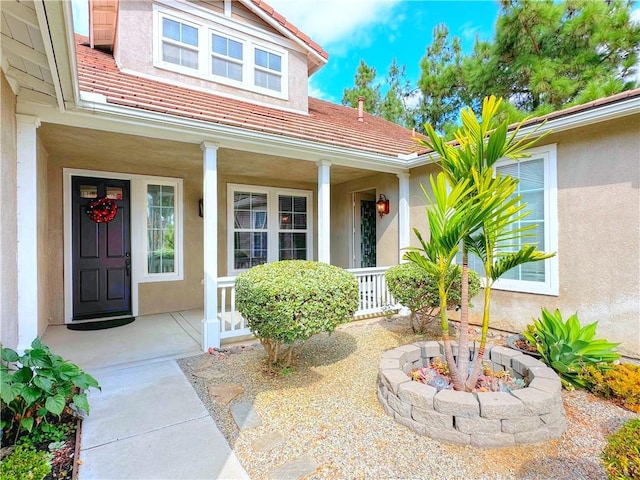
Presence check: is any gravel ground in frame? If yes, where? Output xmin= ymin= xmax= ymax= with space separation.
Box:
xmin=178 ymin=316 xmax=638 ymax=480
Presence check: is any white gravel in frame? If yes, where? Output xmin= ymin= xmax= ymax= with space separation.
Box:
xmin=178 ymin=316 xmax=638 ymax=480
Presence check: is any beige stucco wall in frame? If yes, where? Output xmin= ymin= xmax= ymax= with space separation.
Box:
xmin=408 ymin=116 xmax=640 ymax=358
xmin=45 ymin=143 xmax=204 ymax=322
xmin=0 ymin=71 xmax=18 ymax=348
xmin=114 ymin=1 xmax=309 ymax=112
xmin=37 ymin=138 xmax=49 ymax=336
xmin=331 ymin=173 xmax=399 ymax=269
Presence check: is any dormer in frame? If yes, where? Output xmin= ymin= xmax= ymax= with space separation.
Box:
xmin=91 ymin=0 xmax=328 ymax=113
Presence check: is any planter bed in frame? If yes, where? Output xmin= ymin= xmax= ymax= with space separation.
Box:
xmin=377 ymin=341 xmax=566 ymax=448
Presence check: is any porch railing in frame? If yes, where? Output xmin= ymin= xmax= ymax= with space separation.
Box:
xmin=217 ymin=266 xmax=397 ymax=342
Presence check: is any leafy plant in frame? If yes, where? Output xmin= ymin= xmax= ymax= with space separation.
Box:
xmin=236 ymin=260 xmax=359 ymax=367
xmin=0 ymin=444 xmax=52 ymax=480
xmin=524 ymin=308 xmax=620 ymax=389
xmin=407 ymin=95 xmax=553 ymax=391
xmin=601 ymin=418 xmax=640 ymax=480
xmin=385 ymin=262 xmax=480 ymax=333
xmin=1 ymin=338 xmax=100 ymax=444
xmin=580 ymin=363 xmax=640 ymax=413
xmin=17 ymin=420 xmax=76 ymax=446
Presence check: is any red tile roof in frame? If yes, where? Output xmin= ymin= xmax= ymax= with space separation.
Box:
xmin=250 ymin=0 xmax=328 ymax=61
xmin=75 ymin=37 xmax=419 ymax=157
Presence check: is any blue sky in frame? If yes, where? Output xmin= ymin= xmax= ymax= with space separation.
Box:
xmin=72 ymin=1 xmax=639 ymax=103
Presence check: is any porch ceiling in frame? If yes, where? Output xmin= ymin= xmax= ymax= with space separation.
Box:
xmin=38 ymin=123 xmax=380 ymax=184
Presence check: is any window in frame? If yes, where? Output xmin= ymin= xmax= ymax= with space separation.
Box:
xmin=254 ymin=48 xmax=282 ymax=92
xmin=142 ymin=178 xmax=183 ymax=281
xmin=461 ymin=145 xmax=558 ymax=295
xmin=212 ymin=33 xmax=243 ymax=81
xmin=228 ymin=185 xmax=312 ymax=274
xmin=161 ymin=17 xmax=199 ymax=69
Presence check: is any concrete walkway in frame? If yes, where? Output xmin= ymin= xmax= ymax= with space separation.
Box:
xmin=42 ymin=312 xmax=250 ymax=479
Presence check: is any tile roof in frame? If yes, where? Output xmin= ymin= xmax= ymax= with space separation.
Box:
xmin=249 ymin=0 xmax=328 ymax=61
xmin=75 ymin=36 xmax=419 ymax=157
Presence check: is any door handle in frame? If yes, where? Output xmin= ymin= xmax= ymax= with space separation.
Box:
xmin=125 ymin=253 xmax=131 ymax=276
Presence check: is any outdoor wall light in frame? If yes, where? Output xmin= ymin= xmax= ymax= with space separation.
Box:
xmin=376 ymin=194 xmax=390 ymax=218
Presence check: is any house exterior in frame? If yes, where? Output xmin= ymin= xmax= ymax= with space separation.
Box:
xmin=1 ymin=0 xmax=638 ymax=358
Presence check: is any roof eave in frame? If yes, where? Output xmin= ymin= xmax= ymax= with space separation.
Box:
xmin=407 ymin=94 xmax=640 ymax=169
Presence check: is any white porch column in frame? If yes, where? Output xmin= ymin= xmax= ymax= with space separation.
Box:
xmin=317 ymin=160 xmax=331 ymax=263
xmin=397 ymin=172 xmax=411 ymax=263
xmin=201 ymin=142 xmax=220 ymax=351
xmin=16 ymin=115 xmax=41 ymax=352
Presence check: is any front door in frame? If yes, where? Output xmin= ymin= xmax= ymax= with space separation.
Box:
xmin=360 ymin=199 xmax=376 ymax=268
xmin=71 ymin=176 xmax=131 ymax=320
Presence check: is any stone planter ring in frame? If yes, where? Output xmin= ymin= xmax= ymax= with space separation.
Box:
xmin=377 ymin=341 xmax=566 ymax=448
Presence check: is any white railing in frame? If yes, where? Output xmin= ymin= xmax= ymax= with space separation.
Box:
xmin=216 ymin=266 xmax=396 ymax=341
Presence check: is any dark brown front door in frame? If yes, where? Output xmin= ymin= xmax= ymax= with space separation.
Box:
xmin=72 ymin=176 xmax=131 ymax=320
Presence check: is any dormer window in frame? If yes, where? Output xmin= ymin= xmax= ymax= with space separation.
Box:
xmin=153 ymin=6 xmax=289 ymax=99
xmin=161 ymin=17 xmax=199 ymax=69
xmin=212 ymin=34 xmax=243 ymax=81
xmin=254 ymin=48 xmax=282 ymax=92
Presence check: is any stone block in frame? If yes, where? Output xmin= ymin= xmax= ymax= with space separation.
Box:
xmin=387 ymin=393 xmax=413 ymax=417
xmin=379 ymin=358 xmax=401 ymax=371
xmin=378 ymin=391 xmax=394 ymax=417
xmin=394 ymin=412 xmax=428 ymax=436
xmin=511 ymin=387 xmax=555 ymax=416
xmin=398 ymin=381 xmax=436 ymax=410
xmin=512 ymin=355 xmax=545 ymax=376
xmin=490 ymin=346 xmax=523 ymax=369
xmin=528 ymin=378 xmax=562 ymax=397
xmin=377 ymin=382 xmax=388 ymax=401
xmin=439 ymin=340 xmax=459 ymax=358
xmin=514 ymin=427 xmax=549 ymax=445
xmin=379 ymin=369 xmax=411 ymax=396
xmin=547 ymin=417 xmax=567 ymax=439
xmin=501 ymin=416 xmax=543 ymax=433
xmin=541 ymin=410 xmax=566 ymax=426
xmin=395 ymin=344 xmax=423 ymax=363
xmin=402 ymin=362 xmax=415 ymax=375
xmin=268 ymin=455 xmax=318 ymax=480
xmin=429 ymin=428 xmax=471 ymax=446
xmin=412 ymin=406 xmax=454 ymax=430
xmin=470 ymin=432 xmax=516 ymax=449
xmin=434 ymin=389 xmax=480 ymax=417
xmin=455 ymin=416 xmax=501 ymax=434
xmin=414 ymin=341 xmax=441 ymax=358
xmin=381 ymin=348 xmax=405 ymax=361
xmin=230 ymin=401 xmax=262 ymax=430
xmin=527 ymin=366 xmax=560 ymax=382
xmin=477 ymin=392 xmax=526 ymax=419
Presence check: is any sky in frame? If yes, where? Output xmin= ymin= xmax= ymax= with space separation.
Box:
xmin=72 ymin=0 xmax=639 ymax=103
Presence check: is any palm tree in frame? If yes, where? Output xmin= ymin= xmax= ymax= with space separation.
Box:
xmin=408 ymin=96 xmax=555 ymax=391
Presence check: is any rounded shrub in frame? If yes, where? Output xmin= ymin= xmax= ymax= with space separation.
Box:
xmin=601 ymin=418 xmax=640 ymax=480
xmin=0 ymin=444 xmax=52 ymax=480
xmin=236 ymin=260 xmax=359 ymax=366
xmin=385 ymin=263 xmax=480 ymax=333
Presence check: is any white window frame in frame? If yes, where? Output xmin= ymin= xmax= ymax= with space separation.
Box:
xmin=227 ymin=184 xmax=313 ymax=276
xmin=156 ymin=11 xmax=203 ymax=74
xmin=140 ymin=177 xmax=184 ymax=282
xmin=253 ymin=45 xmax=284 ymax=94
xmin=153 ymin=5 xmax=289 ymax=99
xmin=210 ymin=31 xmax=245 ymax=83
xmin=490 ymin=144 xmax=559 ymax=296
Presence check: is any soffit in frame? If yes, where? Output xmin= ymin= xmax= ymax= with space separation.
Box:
xmin=0 ymin=0 xmax=57 ymax=105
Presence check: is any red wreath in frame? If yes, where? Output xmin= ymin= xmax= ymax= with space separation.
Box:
xmin=86 ymin=197 xmax=117 ymax=223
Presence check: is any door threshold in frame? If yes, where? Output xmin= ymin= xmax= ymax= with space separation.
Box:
xmin=68 ymin=314 xmax=133 ymax=324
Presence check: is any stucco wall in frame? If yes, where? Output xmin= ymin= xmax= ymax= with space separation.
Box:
xmin=37 ymin=138 xmax=49 ymax=336
xmin=0 ymin=71 xmax=18 ymax=348
xmin=331 ymin=173 xmax=399 ymax=269
xmin=408 ymin=116 xmax=640 ymax=358
xmin=46 ymin=147 xmax=204 ymax=322
xmin=114 ymin=1 xmax=309 ymax=112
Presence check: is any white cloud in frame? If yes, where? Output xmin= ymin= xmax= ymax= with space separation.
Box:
xmin=265 ymin=0 xmax=401 ymax=53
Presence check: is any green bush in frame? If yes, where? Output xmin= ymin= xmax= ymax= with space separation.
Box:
xmin=236 ymin=260 xmax=359 ymax=366
xmin=0 ymin=444 xmax=52 ymax=480
xmin=524 ymin=308 xmax=620 ymax=389
xmin=601 ymin=418 xmax=640 ymax=480
xmin=1 ymin=338 xmax=100 ymax=444
xmin=385 ymin=263 xmax=480 ymax=333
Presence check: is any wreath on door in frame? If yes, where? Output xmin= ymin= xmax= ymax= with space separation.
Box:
xmin=86 ymin=197 xmax=118 ymax=223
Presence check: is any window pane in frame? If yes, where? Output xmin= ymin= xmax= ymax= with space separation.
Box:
xmin=212 ymin=58 xmax=242 ymax=81
xmin=147 ymin=185 xmax=175 ymax=274
xmin=162 ymin=42 xmax=180 ymax=65
xmin=255 ymin=49 xmax=280 ymax=72
xmin=270 ymin=53 xmax=281 ymax=72
xmin=182 ymin=49 xmax=199 ymax=69
xmin=279 ymin=233 xmax=306 ymax=260
xmin=162 ymin=18 xmax=180 ymax=41
xmin=181 ymin=24 xmax=198 ymax=47
xmin=234 ymin=232 xmax=267 ymax=269
xmin=212 ymin=34 xmax=226 ymax=55
xmin=228 ymin=39 xmax=243 ymax=60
